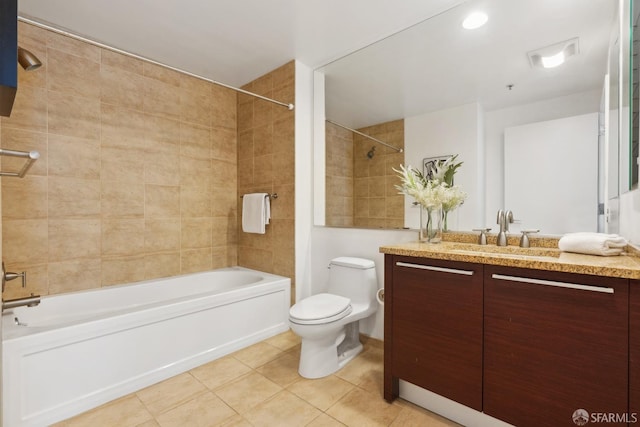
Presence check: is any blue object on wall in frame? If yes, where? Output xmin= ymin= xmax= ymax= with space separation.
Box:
xmin=0 ymin=0 xmax=17 ymax=117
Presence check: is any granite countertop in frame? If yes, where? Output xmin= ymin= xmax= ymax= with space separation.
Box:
xmin=379 ymin=237 xmax=640 ymax=280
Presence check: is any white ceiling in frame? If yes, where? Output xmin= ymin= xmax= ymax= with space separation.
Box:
xmin=18 ymin=0 xmax=618 ymax=130
xmin=17 ymin=0 xmax=464 ymax=87
xmin=321 ymin=0 xmax=618 ymax=128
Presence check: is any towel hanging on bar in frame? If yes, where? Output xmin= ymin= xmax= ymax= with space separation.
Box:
xmin=242 ymin=193 xmax=271 ymax=234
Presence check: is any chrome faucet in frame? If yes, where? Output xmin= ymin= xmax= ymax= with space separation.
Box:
xmin=1 ymin=261 xmax=39 ymax=311
xmin=496 ymin=209 xmax=514 ymax=246
xmin=3 ymin=294 xmax=40 ymax=310
xmin=2 ymin=261 xmax=26 ymax=292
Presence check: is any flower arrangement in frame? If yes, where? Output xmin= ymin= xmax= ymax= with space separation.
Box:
xmin=394 ymin=155 xmax=467 ymax=237
xmin=393 ymin=164 xmax=448 ymax=209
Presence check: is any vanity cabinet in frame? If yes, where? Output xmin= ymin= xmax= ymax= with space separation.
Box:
xmin=483 ymin=266 xmax=629 ymax=427
xmin=384 ymin=255 xmax=483 ymax=410
xmin=631 ymin=279 xmax=640 ymax=416
xmin=384 ymin=252 xmax=634 ymax=427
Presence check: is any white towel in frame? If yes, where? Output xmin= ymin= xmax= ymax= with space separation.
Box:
xmin=242 ymin=193 xmax=270 ymax=234
xmin=558 ymin=232 xmax=628 ymax=256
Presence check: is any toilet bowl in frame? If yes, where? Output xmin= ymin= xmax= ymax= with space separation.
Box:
xmin=289 ymin=257 xmax=378 ymax=378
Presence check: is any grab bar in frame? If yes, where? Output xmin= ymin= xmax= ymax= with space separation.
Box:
xmin=491 ymin=274 xmax=614 ymax=294
xmin=396 ymin=261 xmax=474 ymax=276
xmin=0 ymin=149 xmax=40 ymax=178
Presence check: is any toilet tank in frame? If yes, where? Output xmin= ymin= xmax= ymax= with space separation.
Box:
xmin=327 ymin=257 xmax=377 ymax=304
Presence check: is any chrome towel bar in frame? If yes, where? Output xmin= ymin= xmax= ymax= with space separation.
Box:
xmin=0 ymin=148 xmax=40 ymax=178
xmin=241 ymin=193 xmax=278 ymax=199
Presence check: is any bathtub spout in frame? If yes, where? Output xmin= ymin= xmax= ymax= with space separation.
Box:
xmin=2 ymin=294 xmax=40 ymax=310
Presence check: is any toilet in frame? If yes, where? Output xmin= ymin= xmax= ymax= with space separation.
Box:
xmin=289 ymin=257 xmax=378 ymax=379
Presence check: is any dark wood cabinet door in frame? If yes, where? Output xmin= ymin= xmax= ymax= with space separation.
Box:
xmin=388 ymin=255 xmax=483 ymax=410
xmin=484 ymin=266 xmax=629 ymax=427
xmin=631 ymin=280 xmax=640 ymax=416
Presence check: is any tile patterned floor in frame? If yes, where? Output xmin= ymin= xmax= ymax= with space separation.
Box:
xmin=54 ymin=331 xmax=460 ymax=426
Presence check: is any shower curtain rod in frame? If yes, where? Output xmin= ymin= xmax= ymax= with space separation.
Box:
xmin=326 ymin=119 xmax=403 ymax=153
xmin=18 ymin=16 xmax=295 ymax=111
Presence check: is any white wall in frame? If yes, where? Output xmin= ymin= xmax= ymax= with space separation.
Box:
xmin=484 ymin=90 xmax=602 ymax=224
xmin=403 ymin=92 xmax=603 ymax=233
xmin=404 ymin=103 xmax=484 ymax=231
xmin=619 ymin=189 xmax=640 ymax=244
xmin=294 ymin=61 xmax=315 ymax=300
xmin=504 ymin=113 xmax=599 ymax=234
xmin=310 ymin=227 xmax=417 ymax=340
xmin=312 ymin=71 xmax=326 ymax=227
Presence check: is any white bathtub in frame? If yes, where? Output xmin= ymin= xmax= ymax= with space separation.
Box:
xmin=2 ymin=267 xmax=291 ymax=427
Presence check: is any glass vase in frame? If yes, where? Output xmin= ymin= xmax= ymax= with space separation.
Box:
xmin=443 ymin=209 xmax=450 ymax=232
xmin=419 ymin=204 xmax=443 ymax=243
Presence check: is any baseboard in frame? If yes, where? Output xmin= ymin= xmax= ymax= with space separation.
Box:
xmin=359 ymin=333 xmax=383 ymax=350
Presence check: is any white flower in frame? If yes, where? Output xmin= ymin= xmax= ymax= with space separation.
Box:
xmin=394 ymin=164 xmax=445 ymax=209
xmin=442 ymin=185 xmax=467 ymax=212
xmin=416 ymin=180 xmax=448 ymax=209
xmin=394 ymin=158 xmax=467 ymax=211
xmin=431 ymin=154 xmax=463 ymax=186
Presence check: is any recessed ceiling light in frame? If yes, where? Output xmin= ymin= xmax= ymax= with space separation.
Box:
xmin=462 ymin=12 xmax=488 ymax=30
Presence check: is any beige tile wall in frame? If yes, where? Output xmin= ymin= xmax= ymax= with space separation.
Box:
xmin=236 ymin=62 xmax=295 ymax=288
xmin=325 ymin=122 xmax=354 ymax=227
xmin=353 ymin=120 xmax=404 ymax=229
xmin=0 ymin=22 xmax=239 ymax=299
xmin=324 ymin=119 xmax=405 ymax=229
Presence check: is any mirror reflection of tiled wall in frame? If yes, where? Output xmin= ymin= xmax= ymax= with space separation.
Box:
xmin=325 ymin=119 xmax=404 ymax=229
xmin=325 ymin=122 xmax=354 ymax=227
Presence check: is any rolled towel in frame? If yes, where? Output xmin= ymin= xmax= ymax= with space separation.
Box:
xmin=558 ymin=232 xmax=628 ymax=256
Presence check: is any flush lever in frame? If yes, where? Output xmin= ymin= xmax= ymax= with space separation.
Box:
xmin=2 ymin=262 xmax=26 ymax=292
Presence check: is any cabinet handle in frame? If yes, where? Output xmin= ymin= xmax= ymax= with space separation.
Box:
xmin=396 ymin=262 xmax=474 ymax=276
xmin=491 ymin=274 xmax=614 ymax=294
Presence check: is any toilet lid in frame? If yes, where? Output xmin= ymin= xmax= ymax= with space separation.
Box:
xmin=289 ymin=293 xmax=352 ymax=324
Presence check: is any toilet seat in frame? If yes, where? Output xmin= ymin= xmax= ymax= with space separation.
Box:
xmin=289 ymin=293 xmax=352 ymax=325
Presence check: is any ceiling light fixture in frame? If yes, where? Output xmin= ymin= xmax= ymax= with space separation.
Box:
xmin=462 ymin=12 xmax=488 ymax=30
xmin=540 ymin=51 xmax=565 ymax=68
xmin=527 ymin=38 xmax=579 ymax=69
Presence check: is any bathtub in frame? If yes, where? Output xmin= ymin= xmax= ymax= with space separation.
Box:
xmin=2 ymin=267 xmax=291 ymax=427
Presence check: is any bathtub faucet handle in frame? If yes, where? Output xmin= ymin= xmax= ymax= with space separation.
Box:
xmin=2 ymin=261 xmax=27 ymax=292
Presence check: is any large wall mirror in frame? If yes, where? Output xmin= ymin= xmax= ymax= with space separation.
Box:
xmin=314 ymin=0 xmax=626 ymax=236
xmin=630 ymin=0 xmax=640 ymax=192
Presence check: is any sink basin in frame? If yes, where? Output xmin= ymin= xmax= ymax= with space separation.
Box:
xmin=447 ymin=243 xmax=561 ymax=258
